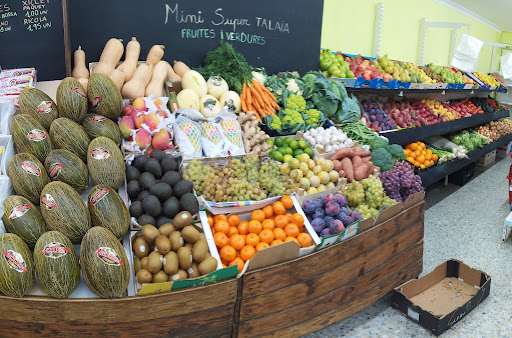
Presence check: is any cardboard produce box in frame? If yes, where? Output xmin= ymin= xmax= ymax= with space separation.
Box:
xmin=392 ymin=259 xmax=491 ymax=336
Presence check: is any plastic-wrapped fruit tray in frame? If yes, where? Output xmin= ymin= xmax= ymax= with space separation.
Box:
xmin=406 ymin=157 xmax=439 ymax=175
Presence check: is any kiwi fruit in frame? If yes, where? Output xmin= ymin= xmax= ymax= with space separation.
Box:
xmin=155 ymin=235 xmax=171 ymax=255
xmin=169 ymin=231 xmax=184 ymax=251
xmin=187 ymin=262 xmax=200 ymax=278
xmin=152 ymin=270 xmax=168 ymax=283
xmin=141 ymin=224 xmax=160 ymax=244
xmin=192 ymin=240 xmax=208 ymax=263
xmin=199 ymin=233 xmax=207 ymax=242
xmin=133 ymin=237 xmax=150 ymax=259
xmin=184 ymin=243 xmax=194 ymax=250
xmin=182 ymin=226 xmax=200 ymax=244
xmin=147 ymin=251 xmax=163 ymax=273
xmin=159 ymin=223 xmax=176 ymax=237
xmin=199 ymin=257 xmax=218 ymax=275
xmin=173 ymin=211 xmax=192 ymax=228
xmin=133 ymin=257 xmax=142 ymax=273
xmin=136 ymin=269 xmax=152 ymax=284
xmin=163 ymin=251 xmax=179 ymax=275
xmin=169 ymin=269 xmax=188 ymax=281
xmin=141 ymin=257 xmax=148 ymax=269
xmin=177 ymin=247 xmax=192 ymax=270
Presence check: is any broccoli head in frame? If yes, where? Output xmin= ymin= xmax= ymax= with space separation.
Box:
xmin=286 ymin=94 xmax=307 ymax=112
xmin=368 ymin=136 xmax=389 ymax=150
xmin=371 ymin=148 xmax=393 ymax=171
xmin=386 ymin=144 xmax=406 ymax=162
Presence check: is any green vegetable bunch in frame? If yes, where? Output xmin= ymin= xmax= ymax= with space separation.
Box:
xmin=450 ymin=130 xmax=489 ymax=151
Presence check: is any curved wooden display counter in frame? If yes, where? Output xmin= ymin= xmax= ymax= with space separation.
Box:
xmin=0 ymin=200 xmax=424 ymax=337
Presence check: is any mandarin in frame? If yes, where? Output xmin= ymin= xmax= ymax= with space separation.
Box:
xmin=227 ymin=214 xmax=240 ymax=227
xmin=238 ymin=221 xmax=249 ymax=235
xmin=248 ymin=220 xmax=262 ymax=234
xmin=251 ymin=209 xmax=266 ymax=223
xmin=214 ymin=232 xmax=228 ymax=248
xmin=274 ymin=215 xmax=288 ymax=228
xmin=214 ymin=221 xmax=230 ymax=235
xmin=245 ymin=233 xmax=261 ymax=247
xmin=219 ymin=245 xmax=237 ymax=263
xmin=271 ymin=239 xmax=284 ymax=246
xmin=273 ymin=228 xmax=286 ymax=241
xmin=229 ymin=234 xmax=246 ymax=250
xmin=262 ymin=205 xmax=274 ymax=218
xmin=296 ymin=233 xmax=313 ymax=248
xmin=261 ymin=219 xmax=276 ymax=230
xmin=284 ymin=223 xmax=300 ymax=238
xmin=256 ymin=242 xmax=270 ymax=252
xmin=281 ymin=196 xmax=294 ymax=209
xmin=259 ymin=229 xmax=275 ymax=244
xmin=213 ymin=214 xmax=227 ymax=223
xmin=291 ymin=213 xmax=304 ymax=226
xmin=240 ymin=245 xmax=256 ymax=261
xmin=229 ymin=257 xmax=245 ymax=273
xmin=273 ymin=201 xmax=286 ymax=215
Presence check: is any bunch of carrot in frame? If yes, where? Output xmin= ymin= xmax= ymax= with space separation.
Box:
xmin=241 ymin=80 xmax=280 ymax=122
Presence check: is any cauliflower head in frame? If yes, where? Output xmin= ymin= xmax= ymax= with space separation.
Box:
xmin=286 ymin=94 xmax=306 ymax=112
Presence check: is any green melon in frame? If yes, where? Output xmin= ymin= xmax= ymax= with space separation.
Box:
xmin=8 ymin=153 xmax=49 ymax=205
xmin=56 ymin=77 xmax=88 ymax=122
xmin=44 ymin=149 xmax=89 ymax=193
xmin=87 ymin=73 xmax=123 ymax=120
xmin=0 ymin=233 xmax=35 ymax=297
xmin=11 ymin=114 xmax=53 ymax=163
xmin=87 ymin=137 xmax=125 ymax=189
xmin=19 ymin=88 xmax=59 ymax=130
xmin=40 ymin=181 xmax=91 ymax=243
xmin=49 ymin=117 xmax=91 ymax=162
xmin=88 ymin=185 xmax=130 ymax=240
xmin=81 ymin=114 xmax=122 ymax=146
xmin=80 ymin=226 xmax=130 ymax=298
xmin=2 ymin=195 xmax=46 ymax=248
xmin=34 ymin=231 xmax=80 ymax=298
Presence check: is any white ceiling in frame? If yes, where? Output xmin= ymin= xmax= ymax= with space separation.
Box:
xmin=440 ymin=0 xmax=512 ymax=32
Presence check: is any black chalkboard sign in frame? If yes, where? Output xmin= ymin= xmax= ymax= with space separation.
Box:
xmin=69 ymin=0 xmax=323 ymax=76
xmin=0 ymin=0 xmax=67 ymax=80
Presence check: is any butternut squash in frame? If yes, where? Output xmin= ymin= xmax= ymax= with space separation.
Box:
xmin=145 ymin=61 xmax=169 ymax=97
xmin=72 ymin=46 xmax=89 ymax=79
xmin=173 ymin=61 xmax=191 ymax=78
xmin=77 ymin=78 xmax=88 ymax=92
xmin=116 ymin=37 xmax=140 ymax=82
xmin=167 ymin=64 xmax=181 ymax=82
xmin=92 ymin=38 xmax=124 ymax=75
xmin=122 ymin=63 xmax=152 ymax=99
xmin=109 ymin=69 xmax=125 ymax=91
xmin=146 ymin=45 xmax=165 ymax=67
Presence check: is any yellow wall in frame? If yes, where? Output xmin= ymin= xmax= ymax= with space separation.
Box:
xmin=321 ymin=0 xmax=501 ymax=72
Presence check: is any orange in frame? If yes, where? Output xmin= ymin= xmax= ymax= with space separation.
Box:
xmin=298 ymin=224 xmax=305 ymax=233
xmin=219 ymin=245 xmax=237 ymax=263
xmin=284 ymin=236 xmax=299 ymax=244
xmin=248 ymin=220 xmax=262 ymax=234
xmin=273 ymin=201 xmax=286 ymax=215
xmin=214 ymin=232 xmax=228 ymax=248
xmin=213 ymin=214 xmax=227 ymax=223
xmin=256 ymin=242 xmax=270 ymax=252
xmin=404 ymin=149 xmax=411 ymax=156
xmin=406 ymin=157 xmax=415 ymax=163
xmin=245 ymin=233 xmax=261 ymax=247
xmin=421 ymin=150 xmax=426 ymax=156
xmin=274 ymin=215 xmax=288 ymax=228
xmin=261 ymin=219 xmax=275 ymax=231
xmin=227 ymin=214 xmax=240 ymax=227
xmin=259 ymin=229 xmax=275 ymax=244
xmin=273 ymin=228 xmax=286 ymax=241
xmin=432 ymin=154 xmax=438 ymax=161
xmin=281 ymin=196 xmax=294 ymax=209
xmin=414 ymin=150 xmax=422 ymax=158
xmin=240 ymin=245 xmax=256 ymax=261
xmin=214 ymin=221 xmax=230 ymax=235
xmin=416 ymin=155 xmax=425 ymax=164
xmin=291 ymin=213 xmax=304 ymax=227
xmin=408 ymin=152 xmax=416 ymax=160
xmin=238 ymin=221 xmax=249 ymax=235
xmin=426 ymin=149 xmax=432 ymax=155
xmin=420 ymin=164 xmax=426 ymax=169
xmin=251 ymin=210 xmax=265 ymax=223
xmin=409 ymin=143 xmax=418 ymax=151
xmin=207 ymin=215 xmax=214 ymax=227
xmin=229 ymin=234 xmax=246 ymax=251
xmin=284 ymin=212 xmax=293 ymax=223
xmin=425 ymin=153 xmax=432 ymax=161
xmin=262 ymin=205 xmax=274 ymax=219
xmin=419 ymin=142 xmax=426 ymax=150
xmin=229 ymin=257 xmax=245 ymax=273
xmin=296 ymin=233 xmax=313 ymax=248
xmin=284 ymin=223 xmax=300 ymax=238
xmin=271 ymin=239 xmax=283 ymax=246
xmin=227 ymin=226 xmax=239 ymax=238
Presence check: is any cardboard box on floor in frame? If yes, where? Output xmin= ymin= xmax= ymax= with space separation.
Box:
xmin=392 ymin=259 xmax=491 ymax=336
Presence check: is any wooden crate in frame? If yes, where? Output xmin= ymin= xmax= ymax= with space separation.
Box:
xmin=235 ymin=199 xmax=425 ymax=337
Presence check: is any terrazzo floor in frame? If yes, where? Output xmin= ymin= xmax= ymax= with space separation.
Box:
xmin=307 ymin=154 xmax=512 ymax=337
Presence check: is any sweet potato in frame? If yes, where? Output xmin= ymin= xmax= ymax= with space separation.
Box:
xmin=352 ymin=155 xmax=362 ymax=168
xmin=330 ymin=148 xmax=354 ymax=161
xmin=339 ymin=169 xmax=346 ymax=178
xmin=333 ymin=160 xmax=343 ymax=172
xmin=361 ymin=156 xmax=372 ymax=162
xmin=341 ymin=157 xmax=354 ymax=182
xmin=352 ymin=146 xmax=363 ymax=153
xmin=354 ymin=163 xmax=368 ymax=181
xmin=366 ymin=163 xmax=375 ymax=177
xmin=353 ymin=150 xmax=371 ymax=157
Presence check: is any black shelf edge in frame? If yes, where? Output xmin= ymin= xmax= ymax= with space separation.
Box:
xmin=381 ymin=110 xmax=510 ymax=145
xmin=419 ymin=134 xmax=512 ymax=187
xmin=346 ymin=88 xmax=508 ymax=95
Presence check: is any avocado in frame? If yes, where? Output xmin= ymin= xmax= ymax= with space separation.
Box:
xmin=127 ymin=180 xmax=142 ymax=200
xmin=144 ymin=158 xmax=162 ymax=179
xmin=139 ymin=172 xmax=156 ymax=190
xmin=149 ymin=149 xmax=165 ymax=161
xmin=142 ymin=194 xmax=162 ymax=217
xmin=129 ymin=200 xmax=144 ymax=218
xmin=149 ymin=182 xmax=173 ymax=201
xmin=132 ymin=155 xmax=149 ymax=172
xmin=163 ymin=196 xmax=180 ymax=218
xmin=126 ymin=165 xmax=141 ymax=181
xmin=180 ymin=192 xmax=199 ymax=214
xmin=161 ymin=155 xmax=178 ymax=172
xmin=138 ymin=214 xmax=155 ymax=226
xmin=156 ymin=216 xmax=173 ymax=228
xmin=137 ymin=190 xmax=151 ymax=202
xmin=161 ymin=171 xmax=182 ymax=187
xmin=173 ymin=180 xmax=193 ymax=198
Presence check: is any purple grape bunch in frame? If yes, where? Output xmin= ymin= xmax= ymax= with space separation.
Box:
xmin=379 ymin=162 xmax=423 ymax=203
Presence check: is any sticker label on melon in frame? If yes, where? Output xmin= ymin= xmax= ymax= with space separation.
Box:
xmin=72 ymin=87 xmax=87 ymax=99
xmin=96 ymin=247 xmax=123 ymax=266
xmin=36 ymin=101 xmax=54 ymax=114
xmin=91 ymin=115 xmax=106 ymax=123
xmin=41 ymin=194 xmax=56 ymax=210
xmin=48 ymin=162 xmax=63 ymax=180
xmin=225 ymin=99 xmax=236 ymax=112
xmin=90 ymin=188 xmax=109 ymax=206
xmin=41 ymin=242 xmax=69 ymax=259
xmin=9 ymin=204 xmax=31 ymax=219
xmin=3 ymin=250 xmax=27 ymax=272
xmin=90 ymin=147 xmax=110 ymax=160
xmin=92 ymin=96 xmax=101 ymax=109
xmin=26 ymin=129 xmax=47 ymax=142
xmin=21 ymin=161 xmax=42 ymax=176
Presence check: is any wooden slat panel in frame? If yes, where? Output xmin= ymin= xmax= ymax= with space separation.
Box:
xmin=0 ymin=278 xmax=237 ymax=324
xmin=238 ymin=240 xmax=423 ymax=337
xmin=240 ymin=217 xmax=423 ymax=319
xmin=243 ymin=202 xmax=424 ymax=295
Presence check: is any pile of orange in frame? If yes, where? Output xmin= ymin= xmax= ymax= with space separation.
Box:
xmin=404 ymin=142 xmax=438 ymax=169
xmin=208 ymin=196 xmax=313 ymax=273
